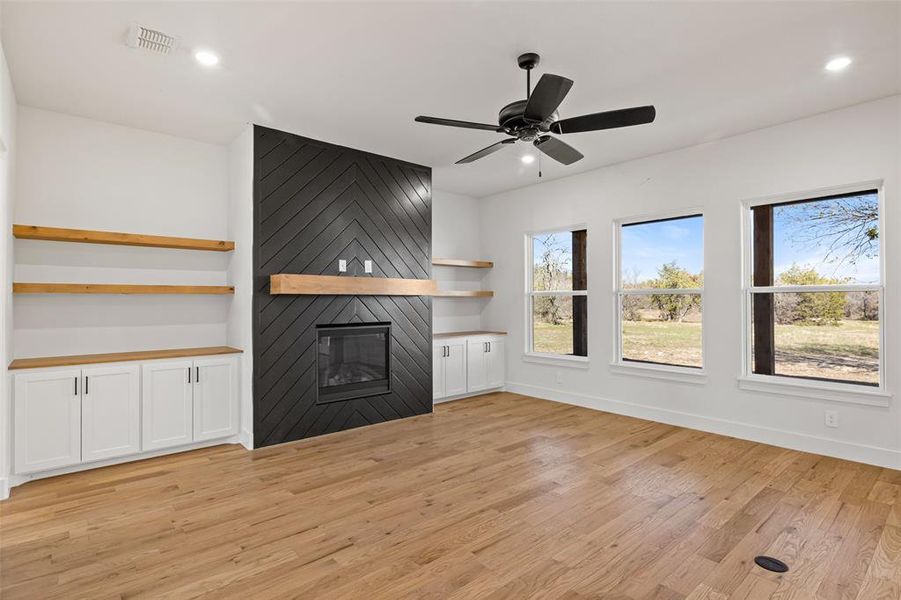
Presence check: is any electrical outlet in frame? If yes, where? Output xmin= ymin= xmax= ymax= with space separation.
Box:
xmin=338 ymin=259 xmax=347 ymax=273
xmin=364 ymin=260 xmax=372 ymax=273
xmin=824 ymin=410 xmax=839 ymax=428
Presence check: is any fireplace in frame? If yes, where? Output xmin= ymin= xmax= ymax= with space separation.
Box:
xmin=316 ymin=323 xmax=391 ymax=404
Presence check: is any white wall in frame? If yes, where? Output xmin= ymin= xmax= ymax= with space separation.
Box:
xmin=0 ymin=31 xmax=18 ymax=497
xmin=227 ymin=126 xmax=253 ymax=448
xmin=431 ymin=189 xmax=487 ymax=332
xmin=13 ymin=107 xmax=230 ymax=357
xmin=480 ymin=95 xmax=901 ymax=469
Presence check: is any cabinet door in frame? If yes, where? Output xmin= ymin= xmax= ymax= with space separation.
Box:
xmin=193 ymin=357 xmax=239 ymax=442
xmin=466 ymin=341 xmax=487 ymax=392
xmin=82 ymin=365 xmax=141 ymax=462
xmin=14 ymin=369 xmax=82 ymax=473
xmin=432 ymin=344 xmax=446 ymax=400
xmin=142 ymin=360 xmax=193 ymax=451
xmin=486 ymin=339 xmax=506 ymax=389
xmin=444 ymin=341 xmax=467 ymax=397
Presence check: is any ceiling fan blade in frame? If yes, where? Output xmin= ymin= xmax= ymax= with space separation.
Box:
xmin=415 ymin=116 xmax=504 ymax=132
xmin=534 ymin=135 xmax=583 ymax=165
xmin=551 ymin=105 xmax=656 ymax=134
xmin=523 ymin=74 xmax=574 ymax=123
xmin=456 ymin=139 xmax=516 ymax=164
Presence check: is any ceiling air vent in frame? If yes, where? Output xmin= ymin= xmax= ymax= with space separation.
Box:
xmin=126 ymin=24 xmax=176 ymax=55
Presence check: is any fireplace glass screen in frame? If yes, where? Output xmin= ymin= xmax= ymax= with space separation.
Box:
xmin=316 ymin=323 xmax=391 ymax=403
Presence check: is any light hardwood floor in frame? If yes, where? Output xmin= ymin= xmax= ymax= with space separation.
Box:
xmin=2 ymin=392 xmax=899 ymax=599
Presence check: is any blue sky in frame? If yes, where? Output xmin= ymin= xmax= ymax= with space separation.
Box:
xmin=620 ymin=216 xmax=703 ymax=283
xmin=772 ymin=195 xmax=880 ymax=284
xmin=532 ymin=232 xmax=574 ymax=269
xmin=543 ymin=194 xmax=880 ymax=286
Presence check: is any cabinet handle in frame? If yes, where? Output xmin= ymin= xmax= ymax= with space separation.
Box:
xmin=196 ymin=366 xmax=200 ymax=382
xmin=488 ymin=342 xmax=491 ymax=353
xmin=443 ymin=345 xmax=448 ymax=358
xmin=188 ymin=367 xmax=191 ymax=384
xmin=85 ymin=376 xmax=89 ymax=395
xmin=74 ymin=376 xmax=78 ymax=396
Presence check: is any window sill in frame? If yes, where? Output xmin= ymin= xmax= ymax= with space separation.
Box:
xmin=522 ymin=353 xmax=590 ymax=370
xmin=737 ymin=375 xmax=891 ymax=407
xmin=609 ymin=361 xmax=708 ymax=385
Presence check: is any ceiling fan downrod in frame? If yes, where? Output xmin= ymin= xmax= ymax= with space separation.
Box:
xmin=517 ymin=52 xmax=540 ymax=101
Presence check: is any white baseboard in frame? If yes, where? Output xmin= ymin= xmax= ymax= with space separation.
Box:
xmin=506 ymin=382 xmax=901 ymax=470
xmin=5 ymin=435 xmax=246 ymax=497
xmin=239 ymin=428 xmax=253 ymax=450
xmin=434 ymin=386 xmax=504 ymax=405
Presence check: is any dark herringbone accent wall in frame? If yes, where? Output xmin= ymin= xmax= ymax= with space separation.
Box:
xmin=253 ymin=125 xmax=433 ymax=448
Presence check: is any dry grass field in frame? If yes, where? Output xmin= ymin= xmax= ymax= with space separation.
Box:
xmin=535 ymin=319 xmax=879 ymax=383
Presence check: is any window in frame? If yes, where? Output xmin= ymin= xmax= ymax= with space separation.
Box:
xmin=745 ymin=188 xmax=883 ymax=389
xmin=526 ymin=228 xmax=587 ymax=358
xmin=615 ymin=213 xmax=704 ymax=370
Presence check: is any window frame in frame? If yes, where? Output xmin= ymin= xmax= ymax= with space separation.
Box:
xmin=739 ymin=181 xmax=889 ymax=404
xmin=612 ymin=209 xmax=707 ymax=379
xmin=524 ymin=224 xmax=589 ymax=366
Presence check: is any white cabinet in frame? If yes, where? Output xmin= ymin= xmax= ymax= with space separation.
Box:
xmin=433 ymin=334 xmax=505 ymax=401
xmin=193 ymin=357 xmax=239 ymax=442
xmin=142 ymin=356 xmax=238 ymax=450
xmin=467 ymin=338 xmax=506 ymax=394
xmin=486 ymin=339 xmax=505 ymax=389
xmin=445 ymin=342 xmax=467 ymax=397
xmin=466 ymin=341 xmax=488 ymax=392
xmin=82 ymin=365 xmax=140 ymax=462
xmin=14 ymin=369 xmax=82 ymax=474
xmin=12 ymin=352 xmax=240 ymax=479
xmin=434 ymin=341 xmax=467 ymax=399
xmin=142 ymin=360 xmax=194 ymax=451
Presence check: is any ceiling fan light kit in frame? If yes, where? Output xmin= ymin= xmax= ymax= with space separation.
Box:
xmin=415 ymin=52 xmax=656 ymax=166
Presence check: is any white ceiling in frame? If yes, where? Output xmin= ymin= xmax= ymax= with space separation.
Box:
xmin=2 ymin=2 xmax=899 ymax=197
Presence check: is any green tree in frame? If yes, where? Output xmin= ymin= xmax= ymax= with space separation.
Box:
xmin=649 ymin=262 xmax=702 ymax=322
xmin=775 ymin=265 xmax=846 ymax=326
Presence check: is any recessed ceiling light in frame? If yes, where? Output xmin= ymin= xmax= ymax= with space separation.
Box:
xmin=194 ymin=50 xmax=220 ymax=67
xmin=521 ymin=154 xmax=536 ymax=164
xmin=825 ymin=56 xmax=852 ymax=72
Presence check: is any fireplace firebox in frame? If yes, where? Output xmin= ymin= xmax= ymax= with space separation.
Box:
xmin=316 ymin=323 xmax=391 ymax=404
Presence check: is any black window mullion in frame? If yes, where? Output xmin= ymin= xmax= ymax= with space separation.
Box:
xmin=752 ymin=205 xmax=775 ymax=375
xmin=572 ymin=230 xmax=588 ymax=357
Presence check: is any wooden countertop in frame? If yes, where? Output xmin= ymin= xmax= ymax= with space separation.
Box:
xmin=9 ymin=346 xmax=243 ymax=370
xmin=433 ymin=330 xmax=507 ymax=339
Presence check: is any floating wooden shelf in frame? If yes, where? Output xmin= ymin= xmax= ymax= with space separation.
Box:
xmin=9 ymin=346 xmax=243 ymax=370
xmin=13 ymin=224 xmax=235 ymax=252
xmin=432 ymin=290 xmax=494 ymax=298
xmin=434 ymin=330 xmax=507 ymax=339
xmin=432 ymin=258 xmax=493 ymax=269
xmin=13 ymin=283 xmax=235 ymax=295
xmin=270 ymin=274 xmax=438 ymax=296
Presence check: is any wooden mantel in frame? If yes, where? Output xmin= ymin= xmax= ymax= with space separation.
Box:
xmin=270 ymin=274 xmax=439 ymax=296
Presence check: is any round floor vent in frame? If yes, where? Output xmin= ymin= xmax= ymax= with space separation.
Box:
xmin=754 ymin=556 xmax=789 ymax=573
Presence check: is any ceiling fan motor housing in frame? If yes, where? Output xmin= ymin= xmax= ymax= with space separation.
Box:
xmin=498 ymin=100 xmax=556 ymax=140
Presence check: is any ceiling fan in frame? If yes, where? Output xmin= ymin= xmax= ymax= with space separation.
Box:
xmin=415 ymin=52 xmax=656 ymax=166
